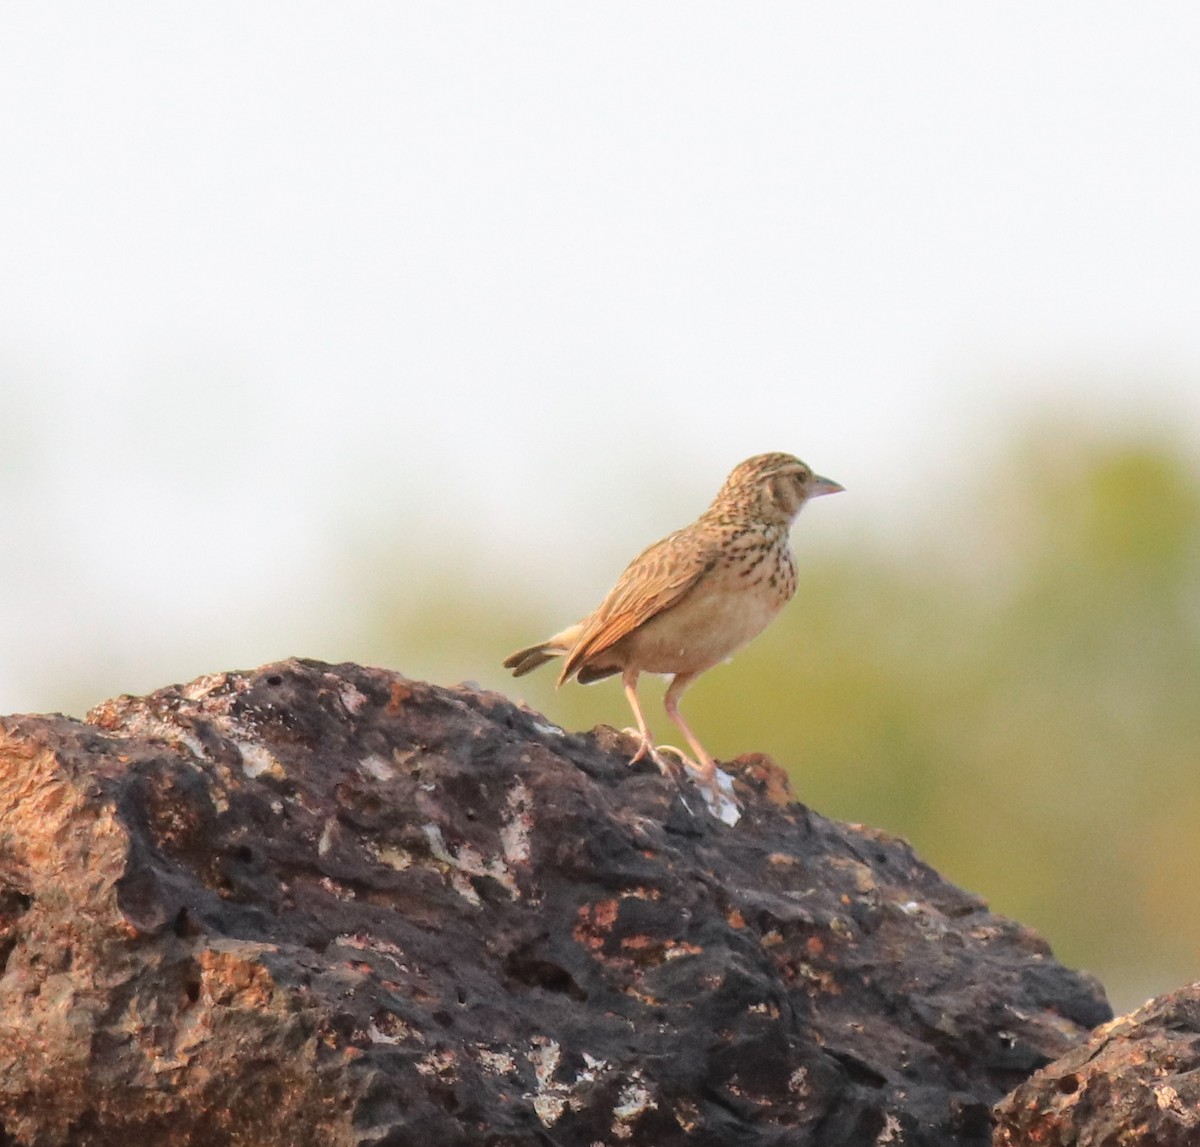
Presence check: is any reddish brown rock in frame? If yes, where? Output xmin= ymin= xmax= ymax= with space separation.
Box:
xmin=0 ymin=659 xmax=1109 ymax=1146
xmin=994 ymin=986 xmax=1200 ymax=1146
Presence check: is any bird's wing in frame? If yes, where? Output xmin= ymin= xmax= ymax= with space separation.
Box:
xmin=558 ymin=528 xmax=719 ymax=683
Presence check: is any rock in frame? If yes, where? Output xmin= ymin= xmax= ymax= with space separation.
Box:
xmin=0 ymin=659 xmax=1109 ymax=1146
xmin=994 ymin=985 xmax=1200 ymax=1146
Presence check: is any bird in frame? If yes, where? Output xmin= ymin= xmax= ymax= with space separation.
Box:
xmin=504 ymin=452 xmax=843 ymax=798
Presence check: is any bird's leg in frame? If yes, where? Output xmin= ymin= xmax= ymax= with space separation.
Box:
xmin=623 ymin=670 xmax=689 ymax=779
xmin=663 ymin=672 xmax=720 ymax=793
xmin=622 ymin=669 xmax=655 ymax=764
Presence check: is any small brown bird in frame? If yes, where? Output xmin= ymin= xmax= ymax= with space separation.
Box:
xmin=504 ymin=452 xmax=843 ymax=796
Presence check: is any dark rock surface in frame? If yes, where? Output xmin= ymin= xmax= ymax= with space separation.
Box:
xmin=0 ymin=659 xmax=1110 ymax=1146
xmin=994 ymin=986 xmax=1200 ymax=1146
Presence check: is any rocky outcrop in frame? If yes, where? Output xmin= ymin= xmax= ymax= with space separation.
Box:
xmin=994 ymin=986 xmax=1200 ymax=1145
xmin=0 ymin=659 xmax=1109 ymax=1146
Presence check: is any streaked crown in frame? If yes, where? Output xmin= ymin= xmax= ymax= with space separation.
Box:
xmin=706 ymin=452 xmax=843 ymax=525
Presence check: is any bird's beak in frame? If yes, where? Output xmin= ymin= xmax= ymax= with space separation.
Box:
xmin=809 ymin=475 xmax=844 ymax=498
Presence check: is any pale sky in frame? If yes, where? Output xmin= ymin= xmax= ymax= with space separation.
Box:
xmin=2 ymin=4 xmax=1199 ymax=712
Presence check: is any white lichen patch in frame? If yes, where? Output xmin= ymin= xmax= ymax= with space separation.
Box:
xmin=367 ymin=1016 xmax=414 ymax=1045
xmin=500 ymin=781 xmax=533 ymax=869
xmin=416 ymin=1049 xmax=458 ymax=1079
xmin=747 ymin=1002 xmax=780 ymax=1017
xmin=450 ymin=870 xmax=482 ymax=907
xmin=457 ymin=842 xmax=506 ymax=889
xmin=876 ymin=1111 xmax=904 ymax=1143
xmin=320 ymin=877 xmax=355 ymax=901
xmin=102 ymin=711 xmax=208 ymax=761
xmin=661 ymin=942 xmax=702 ymax=962
xmin=528 ymin=1038 xmax=561 ymax=1088
xmin=612 ymin=1072 xmax=657 ymax=1139
xmin=392 ymin=747 xmax=421 ymax=772
xmin=788 ymin=1066 xmax=810 ymax=1096
xmin=358 ymin=753 xmax=396 ymax=781
xmin=673 ymin=1098 xmax=701 ymax=1132
xmin=475 ymin=1047 xmax=518 ymax=1076
xmin=579 ymin=1052 xmax=609 ymax=1080
xmin=522 ymin=1040 xmax=617 ymax=1128
xmin=237 ymin=740 xmax=284 ymax=780
xmin=179 ymin=672 xmax=241 ymax=702
xmin=335 ymin=680 xmax=369 ymax=714
xmin=421 ymin=824 xmax=454 ymax=863
xmin=333 ymin=933 xmax=409 ymax=969
xmin=532 ymin=1092 xmax=567 ymax=1127
xmin=371 ymin=843 xmax=414 ymax=871
xmin=421 ymin=822 xmax=520 ymax=903
xmin=1154 ymin=1084 xmax=1198 ymax=1126
xmin=525 ymin=1038 xmax=567 ymax=1127
xmin=896 ymin=899 xmax=950 ymax=939
xmin=167 ymin=728 xmax=207 ymax=761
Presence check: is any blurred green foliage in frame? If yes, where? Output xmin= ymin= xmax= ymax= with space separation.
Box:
xmin=353 ymin=429 xmax=1200 ymax=1014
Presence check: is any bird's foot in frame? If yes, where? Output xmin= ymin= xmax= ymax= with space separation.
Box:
xmin=620 ymin=730 xmax=740 ymax=823
xmin=623 ymin=727 xmax=656 ymax=766
xmin=620 ymin=730 xmax=689 ymax=779
xmin=651 ymin=743 xmax=693 ymax=778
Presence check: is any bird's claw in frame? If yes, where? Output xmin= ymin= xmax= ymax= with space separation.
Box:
xmin=650 ymin=743 xmax=693 ymax=777
xmin=622 ymin=727 xmax=654 ymax=765
xmin=619 ymin=730 xmax=740 ymax=823
xmin=621 ymin=729 xmax=686 ymax=777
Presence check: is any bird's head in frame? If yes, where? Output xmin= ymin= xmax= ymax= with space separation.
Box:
xmin=714 ymin=452 xmax=844 ymax=525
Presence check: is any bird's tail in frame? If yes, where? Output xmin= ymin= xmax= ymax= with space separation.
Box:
xmin=503 ymin=624 xmax=582 ymax=678
xmin=503 ymin=642 xmax=562 ymax=677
